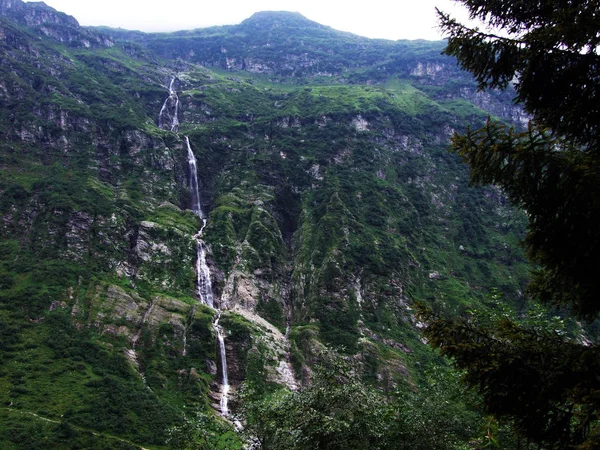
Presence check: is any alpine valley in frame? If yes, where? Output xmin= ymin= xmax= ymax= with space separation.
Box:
xmin=0 ymin=1 xmax=547 ymax=448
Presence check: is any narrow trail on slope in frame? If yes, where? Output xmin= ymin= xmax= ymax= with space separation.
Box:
xmin=3 ymin=408 xmax=150 ymax=450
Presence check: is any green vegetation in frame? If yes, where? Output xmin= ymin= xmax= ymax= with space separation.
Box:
xmin=240 ymin=351 xmax=533 ymax=449
xmin=421 ymin=0 xmax=600 ymax=448
xmin=0 ymin=2 xmax=551 ymax=448
xmin=166 ymin=413 xmax=243 ymax=449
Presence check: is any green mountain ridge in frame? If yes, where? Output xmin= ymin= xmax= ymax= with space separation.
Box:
xmin=0 ymin=1 xmax=543 ymax=448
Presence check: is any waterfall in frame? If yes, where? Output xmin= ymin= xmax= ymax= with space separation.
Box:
xmin=186 ymin=136 xmax=203 ymax=218
xmin=170 ymin=77 xmax=180 ymax=132
xmin=169 ymin=97 xmax=230 ymax=417
xmin=186 ymin=137 xmax=214 ymax=308
xmin=195 ymin=241 xmax=214 ymax=308
xmin=186 ymin=137 xmax=230 ymax=415
xmin=158 ymin=76 xmax=180 ymax=132
xmin=214 ymin=312 xmax=230 ymax=416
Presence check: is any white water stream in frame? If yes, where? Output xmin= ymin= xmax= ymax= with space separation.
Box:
xmin=214 ymin=312 xmax=230 ymax=416
xmin=156 ymin=79 xmax=231 ymax=416
xmin=186 ymin=136 xmax=203 ymax=219
xmin=185 ymin=135 xmax=230 ymax=416
xmin=158 ymin=77 xmax=180 ymax=132
xmin=186 ymin=137 xmax=215 ymax=308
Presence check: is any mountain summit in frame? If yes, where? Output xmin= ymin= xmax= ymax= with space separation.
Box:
xmin=239 ymin=10 xmax=330 ymax=31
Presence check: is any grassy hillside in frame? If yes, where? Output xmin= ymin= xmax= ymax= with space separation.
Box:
xmin=0 ymin=3 xmax=546 ymax=448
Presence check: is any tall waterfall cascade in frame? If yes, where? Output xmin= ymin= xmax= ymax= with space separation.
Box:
xmin=186 ymin=137 xmax=215 ymax=309
xmin=214 ymin=312 xmax=230 ymax=416
xmin=156 ymin=80 xmax=231 ymax=417
xmin=185 ymin=136 xmax=230 ymax=416
xmin=186 ymin=137 xmax=203 ymax=219
xmin=158 ymin=77 xmax=180 ymax=132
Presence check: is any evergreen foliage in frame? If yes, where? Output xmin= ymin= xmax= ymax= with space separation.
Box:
xmin=421 ymin=1 xmax=600 ymax=447
xmin=439 ymin=0 xmax=600 ymax=317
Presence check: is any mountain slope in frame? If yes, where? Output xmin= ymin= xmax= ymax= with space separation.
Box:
xmin=0 ymin=1 xmax=532 ymax=448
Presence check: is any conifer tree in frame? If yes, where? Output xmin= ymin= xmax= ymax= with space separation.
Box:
xmin=439 ymin=0 xmax=600 ymax=317
xmin=420 ymin=1 xmax=600 ymax=448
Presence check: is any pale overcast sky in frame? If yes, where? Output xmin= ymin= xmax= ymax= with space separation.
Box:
xmin=25 ymin=0 xmax=472 ymax=41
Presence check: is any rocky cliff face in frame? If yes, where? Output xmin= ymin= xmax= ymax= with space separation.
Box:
xmin=0 ymin=5 xmax=530 ymax=448
xmin=1 ymin=0 xmax=78 ymax=27
xmin=0 ymin=0 xmax=113 ymax=46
